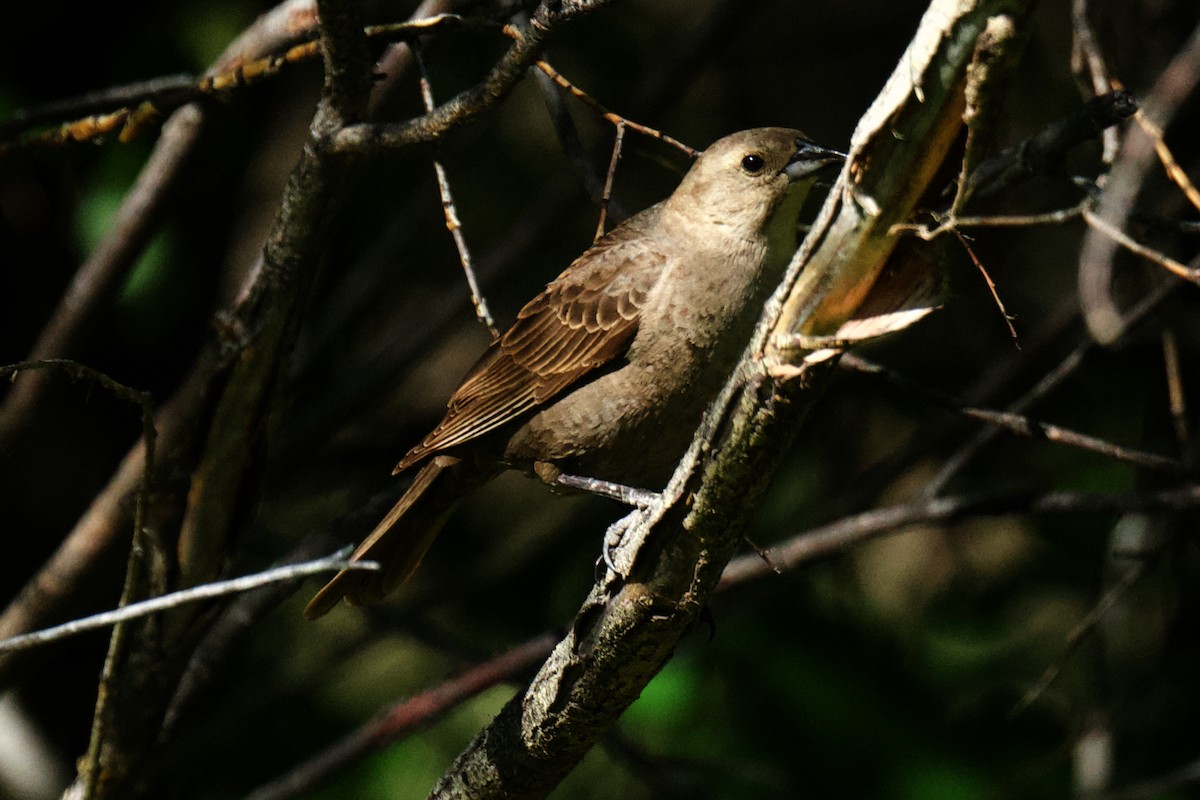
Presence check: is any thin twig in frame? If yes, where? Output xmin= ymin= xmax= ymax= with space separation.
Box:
xmin=532 ymin=59 xmax=696 ymax=157
xmin=0 ymin=550 xmax=379 ymax=656
xmin=413 ymin=39 xmax=499 ymax=339
xmin=952 ymin=227 xmax=1020 ymax=344
xmin=245 ymin=632 xmax=557 ymax=800
xmin=0 ymin=14 xmax=466 ymax=145
xmin=719 ymin=486 xmax=1200 ymax=588
xmin=1078 ymin=19 xmax=1200 ymax=343
xmin=368 ymin=2 xmax=464 ymax=114
xmin=922 ymin=280 xmax=1181 ymax=497
xmin=842 ymin=354 xmax=1185 ymax=475
xmin=595 ymin=121 xmax=625 ymax=241
xmin=203 ymin=16 xmax=467 ymax=113
xmin=1082 ymin=207 xmax=1200 ymax=283
xmin=0 ymin=106 xmax=202 ymax=454
xmin=160 ymin=533 xmax=344 ymax=738
xmin=0 ymin=358 xmax=158 ymax=535
xmin=0 ymin=0 xmax=327 ymax=457
xmin=0 ymin=75 xmax=197 ymax=140
xmin=896 ymin=201 xmax=1089 ymax=240
xmin=330 ymin=6 xmax=623 ymax=155
xmin=1008 ymin=554 xmax=1149 ymax=718
xmin=1070 ymin=0 xmax=1119 ymax=163
xmin=533 ymin=64 xmax=607 ymax=203
xmin=961 ymin=89 xmax=1136 ymax=203
xmin=1133 ymin=110 xmax=1200 ymax=214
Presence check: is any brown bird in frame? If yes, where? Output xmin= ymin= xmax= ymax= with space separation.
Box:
xmin=305 ymin=128 xmax=843 ymax=619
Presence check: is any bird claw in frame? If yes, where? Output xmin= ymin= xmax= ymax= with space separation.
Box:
xmin=597 ymin=515 xmax=632 ymax=581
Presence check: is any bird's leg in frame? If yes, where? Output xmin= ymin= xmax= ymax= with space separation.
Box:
xmin=557 ymin=473 xmax=661 ymax=508
xmin=532 ymin=461 xmax=661 ymax=508
xmin=533 ymin=461 xmax=660 ymax=579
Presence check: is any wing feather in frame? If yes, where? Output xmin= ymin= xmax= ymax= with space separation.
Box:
xmin=395 ymin=209 xmax=668 ymax=473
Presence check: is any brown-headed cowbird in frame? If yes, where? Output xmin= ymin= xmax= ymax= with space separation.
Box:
xmin=306 ymin=128 xmax=843 ymax=618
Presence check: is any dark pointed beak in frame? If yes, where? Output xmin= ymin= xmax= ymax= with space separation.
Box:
xmin=783 ymin=138 xmax=846 ymax=181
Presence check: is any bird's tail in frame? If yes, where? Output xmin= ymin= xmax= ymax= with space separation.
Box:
xmin=304 ymin=454 xmax=487 ymax=619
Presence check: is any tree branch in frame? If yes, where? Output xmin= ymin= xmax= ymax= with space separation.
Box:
xmin=328 ymin=1 xmax=619 ymax=155
xmin=427 ymin=1 xmax=1035 ymax=797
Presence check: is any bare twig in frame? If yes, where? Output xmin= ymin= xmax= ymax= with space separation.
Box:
xmin=922 ymin=280 xmax=1182 ymax=497
xmin=595 ymin=121 xmax=625 ymax=241
xmin=0 ymin=359 xmax=154 ymax=432
xmin=1133 ymin=111 xmax=1200 ymax=214
xmin=952 ymin=227 xmax=1020 ymax=344
xmin=0 ymin=75 xmax=196 ymax=140
xmin=0 ymin=106 xmax=202 ymax=453
xmin=413 ymin=39 xmax=499 ymax=339
xmin=331 ymin=3 xmax=624 ymax=155
xmin=245 ymin=633 xmax=558 ymax=800
xmin=0 ymin=551 xmax=377 ymax=656
xmin=160 ymin=533 xmax=344 ymax=738
xmin=533 ymin=65 xmax=607 ymax=203
xmin=962 ymin=90 xmax=1137 ymax=204
xmin=0 ymin=0 xmax=325 ymax=458
xmin=719 ymin=486 xmax=1200 ymax=588
xmin=1079 ymin=19 xmax=1200 ymax=343
xmin=841 ymin=353 xmax=1184 ymax=475
xmin=531 ymin=60 xmax=696 ymax=157
xmin=219 ymin=15 xmax=468 ymax=107
xmin=897 ymin=201 xmax=1089 ymax=240
xmin=0 ymin=13 xmax=466 ymax=146
xmin=1009 ymin=553 xmax=1149 ymax=719
xmin=531 ymin=60 xmax=651 ymax=240
xmin=368 ymin=1 xmax=465 ymax=114
xmin=1069 ymin=0 xmax=1119 ymax=163
xmin=0 ymin=361 xmax=210 ymax=685
xmin=0 ymin=361 xmax=158 ymax=677
xmin=1082 ymin=207 xmax=1200 ymax=283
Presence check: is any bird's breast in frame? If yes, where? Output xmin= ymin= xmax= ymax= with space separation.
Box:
xmin=503 ymin=237 xmax=780 ymax=488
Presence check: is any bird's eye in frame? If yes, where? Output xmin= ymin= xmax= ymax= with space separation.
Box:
xmin=741 ymin=154 xmax=765 ymax=174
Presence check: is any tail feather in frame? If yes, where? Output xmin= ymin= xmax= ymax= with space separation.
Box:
xmin=305 ymin=455 xmax=486 ymax=619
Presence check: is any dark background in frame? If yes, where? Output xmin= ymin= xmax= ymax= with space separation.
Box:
xmin=2 ymin=0 xmax=1199 ymax=797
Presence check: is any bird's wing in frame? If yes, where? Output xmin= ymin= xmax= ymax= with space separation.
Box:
xmin=395 ymin=210 xmax=668 ymax=472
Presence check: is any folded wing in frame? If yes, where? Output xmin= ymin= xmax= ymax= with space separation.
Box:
xmin=395 ymin=211 xmax=668 ymax=473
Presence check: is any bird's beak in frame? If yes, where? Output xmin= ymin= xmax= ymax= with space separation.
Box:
xmin=783 ymin=139 xmax=846 ymax=181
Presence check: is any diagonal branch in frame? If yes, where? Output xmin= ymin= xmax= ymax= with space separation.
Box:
xmin=841 ymin=353 xmax=1184 ymax=475
xmin=0 ymin=0 xmax=320 ymax=459
xmin=3 ymin=3 xmax=631 ymax=798
xmin=427 ymin=2 xmax=1035 ymax=798
xmin=329 ymin=1 xmax=620 ymax=155
xmin=1078 ymin=17 xmax=1200 ymax=343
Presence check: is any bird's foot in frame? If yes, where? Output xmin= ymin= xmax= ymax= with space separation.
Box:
xmin=598 ymin=514 xmax=635 ymax=580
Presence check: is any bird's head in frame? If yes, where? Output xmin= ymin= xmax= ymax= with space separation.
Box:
xmin=666 ymin=127 xmax=844 ymax=239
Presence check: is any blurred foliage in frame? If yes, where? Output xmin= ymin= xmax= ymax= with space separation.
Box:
xmin=2 ymin=0 xmax=1200 ymax=798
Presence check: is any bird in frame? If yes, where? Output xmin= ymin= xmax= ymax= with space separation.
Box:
xmin=305 ymin=127 xmax=844 ymax=619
